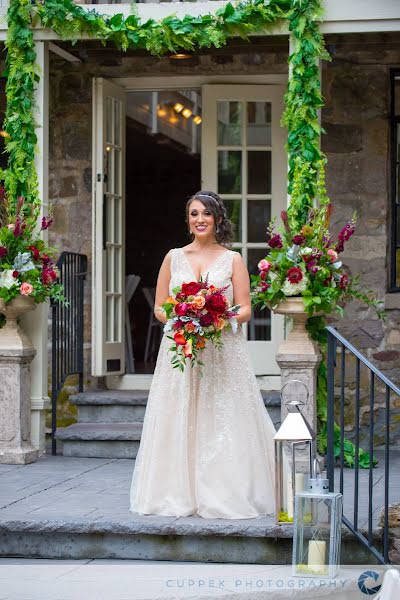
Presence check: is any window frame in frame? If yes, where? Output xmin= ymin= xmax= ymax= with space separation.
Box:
xmin=390 ymin=69 xmax=400 ymax=292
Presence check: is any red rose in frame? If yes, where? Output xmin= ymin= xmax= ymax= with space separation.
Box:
xmin=12 ymin=270 xmax=19 ymax=278
xmin=27 ymin=245 xmax=40 ymax=261
xmin=268 ymin=234 xmax=283 ymax=249
xmin=42 ymin=269 xmax=57 ymax=285
xmin=287 ymin=267 xmax=303 ymax=284
xmin=173 ymin=320 xmax=184 ymax=330
xmin=175 ymin=303 xmax=189 ymax=317
xmin=173 ymin=331 xmax=187 ymax=346
xmin=339 ymin=273 xmax=349 ymax=289
xmin=205 ymin=293 xmax=226 ymax=314
xmin=0 ymin=246 xmax=7 ymax=258
xmin=181 ymin=282 xmax=202 ymax=296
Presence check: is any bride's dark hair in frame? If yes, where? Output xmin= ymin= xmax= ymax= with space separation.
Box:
xmin=186 ymin=190 xmax=235 ymax=247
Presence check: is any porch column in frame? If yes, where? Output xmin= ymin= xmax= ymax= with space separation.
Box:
xmin=19 ymin=42 xmax=50 ymax=455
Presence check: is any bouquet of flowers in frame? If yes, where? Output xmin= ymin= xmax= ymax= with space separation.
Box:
xmin=0 ymin=192 xmax=65 ymax=306
xmin=162 ymin=278 xmax=240 ymax=371
xmin=251 ymin=203 xmax=382 ymax=318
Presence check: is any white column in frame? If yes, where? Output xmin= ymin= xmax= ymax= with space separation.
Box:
xmin=20 ymin=41 xmax=50 ymax=456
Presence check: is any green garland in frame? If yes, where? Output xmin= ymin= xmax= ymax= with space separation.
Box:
xmin=4 ymin=0 xmax=365 ymax=465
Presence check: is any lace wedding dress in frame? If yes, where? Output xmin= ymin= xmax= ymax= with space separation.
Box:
xmin=130 ymin=247 xmax=277 ymax=519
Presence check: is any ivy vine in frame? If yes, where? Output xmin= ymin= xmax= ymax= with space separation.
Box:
xmin=3 ymin=0 xmax=363 ymax=465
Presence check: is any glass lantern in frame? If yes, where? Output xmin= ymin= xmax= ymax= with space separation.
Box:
xmin=292 ymin=476 xmax=343 ymax=578
xmin=274 ymin=380 xmax=316 ymax=523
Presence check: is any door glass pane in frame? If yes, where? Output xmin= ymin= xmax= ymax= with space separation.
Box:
xmin=106 ymin=296 xmax=113 ymax=342
xmin=218 ymin=150 xmax=242 ymax=194
xmin=114 ymin=99 xmax=121 ymax=146
xmin=224 ymin=199 xmax=242 ymax=242
xmin=114 ymin=196 xmax=120 ymax=244
xmin=247 ymin=151 xmax=271 ymax=194
xmin=106 ymin=96 xmax=113 ymax=145
xmin=106 ymin=247 xmax=113 ymax=292
xmin=114 ymin=296 xmax=121 ymax=342
xmin=247 ymin=248 xmax=272 ymax=342
xmin=114 ymin=149 xmax=121 ymax=196
xmin=248 ymin=199 xmax=271 ymax=243
xmin=217 ymin=101 xmax=242 ymax=146
xmin=114 ymin=248 xmax=120 ymax=293
xmin=247 ymin=102 xmax=271 ymax=146
xmin=106 ymin=147 xmax=113 ymax=194
xmin=397 ymin=249 xmax=400 ymax=287
xmin=106 ymin=196 xmax=113 ymax=243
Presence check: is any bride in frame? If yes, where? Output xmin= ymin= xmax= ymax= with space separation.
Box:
xmin=130 ymin=190 xmax=277 ymax=519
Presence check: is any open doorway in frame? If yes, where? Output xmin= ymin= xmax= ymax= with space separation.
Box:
xmin=125 ymin=90 xmax=201 ymax=373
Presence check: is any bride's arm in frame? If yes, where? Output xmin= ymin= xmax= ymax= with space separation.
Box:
xmin=231 ymin=253 xmax=252 ymax=324
xmin=154 ymin=251 xmax=172 ymax=324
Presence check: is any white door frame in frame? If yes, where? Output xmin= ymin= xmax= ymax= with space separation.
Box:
xmin=103 ymin=73 xmax=288 ymax=392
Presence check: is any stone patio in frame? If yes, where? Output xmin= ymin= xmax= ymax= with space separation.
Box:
xmin=0 ymin=447 xmax=398 ymax=563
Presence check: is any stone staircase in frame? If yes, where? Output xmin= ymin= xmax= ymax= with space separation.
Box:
xmin=55 ymin=389 xmax=281 ymax=459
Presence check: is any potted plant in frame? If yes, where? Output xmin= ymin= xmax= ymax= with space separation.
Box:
xmin=0 ymin=191 xmax=65 ymax=337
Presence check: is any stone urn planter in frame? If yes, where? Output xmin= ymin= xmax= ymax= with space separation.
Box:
xmin=0 ymin=294 xmax=39 ymax=464
xmin=273 ymin=296 xmax=322 ymax=356
xmin=273 ymin=297 xmax=322 ymax=431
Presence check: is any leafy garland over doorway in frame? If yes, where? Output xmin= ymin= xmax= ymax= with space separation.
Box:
xmin=4 ymin=0 xmax=366 ymax=464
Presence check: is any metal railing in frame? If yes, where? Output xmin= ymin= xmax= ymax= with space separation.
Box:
xmin=326 ymin=325 xmax=400 ymax=565
xmin=51 ymin=252 xmax=88 ymax=455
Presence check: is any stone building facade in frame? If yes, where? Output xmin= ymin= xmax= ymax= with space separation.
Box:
xmin=46 ymin=32 xmax=400 ymax=441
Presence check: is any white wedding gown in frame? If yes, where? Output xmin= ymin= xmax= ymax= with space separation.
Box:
xmin=130 ymin=247 xmax=277 ymax=519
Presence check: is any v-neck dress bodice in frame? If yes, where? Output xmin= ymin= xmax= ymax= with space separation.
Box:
xmin=130 ymin=247 xmax=277 ymax=519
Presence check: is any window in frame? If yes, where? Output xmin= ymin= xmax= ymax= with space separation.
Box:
xmin=390 ymin=70 xmax=400 ymax=291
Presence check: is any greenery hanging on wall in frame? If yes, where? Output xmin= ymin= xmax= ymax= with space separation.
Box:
xmin=2 ymin=0 xmax=376 ymax=466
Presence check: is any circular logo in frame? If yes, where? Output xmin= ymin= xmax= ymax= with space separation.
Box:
xmin=357 ymin=571 xmax=382 ymax=596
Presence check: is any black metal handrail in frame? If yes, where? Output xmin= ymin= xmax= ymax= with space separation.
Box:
xmin=326 ymin=325 xmax=400 ymax=565
xmin=51 ymin=252 xmax=87 ymax=455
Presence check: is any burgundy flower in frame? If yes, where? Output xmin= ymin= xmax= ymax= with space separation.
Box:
xmin=27 ymin=245 xmax=40 ymax=261
xmin=323 ymin=273 xmax=333 ymax=287
xmin=205 ymin=292 xmax=226 ymax=313
xmin=41 ymin=216 xmax=54 ymax=231
xmin=0 ymin=246 xmax=7 ymax=258
xmin=199 ymin=313 xmax=213 ymax=327
xmin=181 ymin=282 xmax=202 ymax=296
xmin=339 ymin=273 xmax=349 ymax=289
xmin=306 ymin=260 xmax=319 ymax=275
xmin=336 ymin=221 xmax=356 ymax=253
xmin=268 ymin=234 xmax=283 ymax=249
xmin=42 ymin=269 xmax=57 ymax=285
xmin=13 ymin=217 xmax=25 ymax=237
xmin=280 ymin=210 xmax=291 ymax=234
xmin=12 ymin=270 xmax=19 ymax=278
xmin=39 ymin=254 xmax=51 ymax=265
xmin=258 ymin=281 xmax=270 ymax=292
xmin=173 ymin=319 xmax=184 ymax=330
xmin=287 ymin=267 xmax=303 ymax=284
xmin=292 ymin=234 xmax=306 ymax=246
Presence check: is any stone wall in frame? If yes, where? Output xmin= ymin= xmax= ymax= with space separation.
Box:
xmin=47 ymin=33 xmax=400 ymax=437
xmin=321 ymin=33 xmax=400 ymax=445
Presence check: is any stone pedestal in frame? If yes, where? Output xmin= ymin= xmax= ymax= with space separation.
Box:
xmin=274 ymin=298 xmax=322 ymax=433
xmin=0 ymin=297 xmax=39 ymax=464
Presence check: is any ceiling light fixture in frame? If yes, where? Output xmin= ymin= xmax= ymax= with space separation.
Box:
xmin=193 ymin=115 xmax=202 ymax=125
xmin=182 ymin=108 xmax=192 ymax=119
xmin=173 ymin=102 xmax=184 ymax=113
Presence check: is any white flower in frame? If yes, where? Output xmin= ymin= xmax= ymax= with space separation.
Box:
xmin=300 ymin=247 xmax=313 ymax=256
xmin=282 ymin=277 xmax=308 ymax=296
xmin=269 ymin=272 xmax=279 ymax=282
xmin=0 ymin=269 xmax=18 ymax=289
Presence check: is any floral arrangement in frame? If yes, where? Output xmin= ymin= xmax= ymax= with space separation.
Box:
xmin=162 ymin=279 xmax=240 ymax=371
xmin=251 ymin=202 xmax=381 ymax=318
xmin=0 ymin=193 xmax=65 ymax=306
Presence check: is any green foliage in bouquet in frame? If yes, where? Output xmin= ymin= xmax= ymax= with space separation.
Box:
xmin=0 ymin=193 xmax=65 ymax=306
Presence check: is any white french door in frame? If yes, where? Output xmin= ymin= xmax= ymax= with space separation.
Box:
xmin=201 ymin=85 xmax=286 ymax=375
xmin=92 ymin=78 xmax=126 ymax=376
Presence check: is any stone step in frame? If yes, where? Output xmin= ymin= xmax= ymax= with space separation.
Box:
xmin=70 ymin=390 xmax=149 ymax=423
xmin=55 ymin=423 xmax=142 ymax=459
xmin=69 ymin=389 xmax=281 ymax=426
xmin=0 ymin=514 xmax=380 ymax=564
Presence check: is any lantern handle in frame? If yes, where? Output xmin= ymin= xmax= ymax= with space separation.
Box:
xmin=281 ymin=379 xmax=309 ymax=407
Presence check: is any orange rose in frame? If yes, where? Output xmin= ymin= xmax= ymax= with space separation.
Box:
xmin=185 ymin=322 xmax=196 ymax=333
xmin=183 ymin=339 xmax=193 ymax=358
xmin=192 ymin=295 xmax=205 ymax=309
xmin=216 ymin=317 xmax=226 ymax=331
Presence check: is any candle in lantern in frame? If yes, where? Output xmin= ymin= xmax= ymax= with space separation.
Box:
xmin=295 ymin=472 xmax=304 ymax=493
xmin=307 ymin=540 xmax=326 ymax=573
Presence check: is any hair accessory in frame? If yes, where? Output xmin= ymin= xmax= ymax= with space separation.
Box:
xmin=196 ymin=193 xmax=220 ymax=206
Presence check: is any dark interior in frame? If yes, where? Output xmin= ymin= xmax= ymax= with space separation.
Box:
xmin=125 ymin=116 xmax=200 ymax=372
